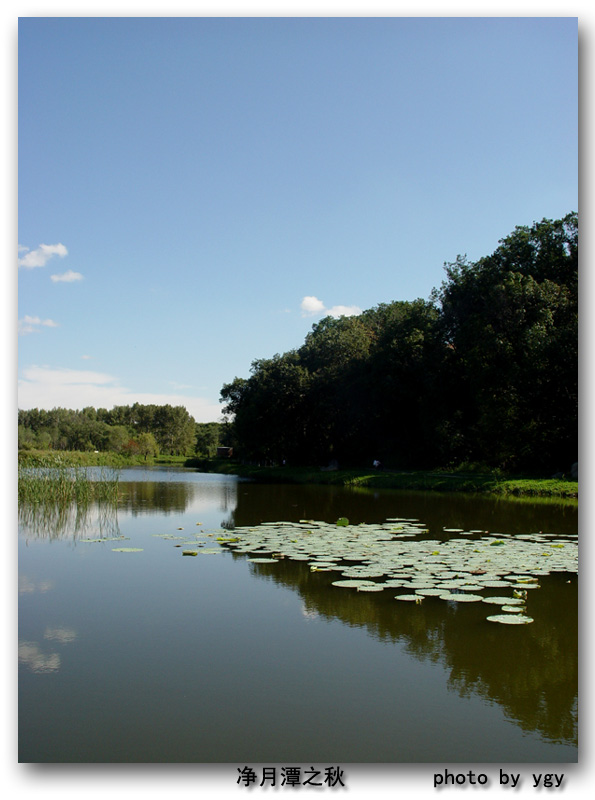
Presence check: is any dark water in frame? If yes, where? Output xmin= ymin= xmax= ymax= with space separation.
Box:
xmin=18 ymin=467 xmax=578 ymax=763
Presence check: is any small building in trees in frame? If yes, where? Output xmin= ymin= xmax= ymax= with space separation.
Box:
xmin=216 ymin=446 xmax=233 ymax=458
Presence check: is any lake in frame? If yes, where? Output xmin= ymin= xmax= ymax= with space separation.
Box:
xmin=18 ymin=467 xmax=578 ymax=763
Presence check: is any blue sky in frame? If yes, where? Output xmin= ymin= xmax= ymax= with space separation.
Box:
xmin=17 ymin=16 xmax=578 ymax=422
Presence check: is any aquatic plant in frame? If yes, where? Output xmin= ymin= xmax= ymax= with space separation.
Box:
xmin=18 ymin=459 xmax=120 ymax=508
xmin=212 ymin=516 xmax=577 ymax=624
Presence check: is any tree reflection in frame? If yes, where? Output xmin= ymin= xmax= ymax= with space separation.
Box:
xmin=241 ymin=554 xmax=577 ymax=748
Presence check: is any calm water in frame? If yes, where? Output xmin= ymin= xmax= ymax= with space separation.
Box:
xmin=18 ymin=467 xmax=578 ymax=763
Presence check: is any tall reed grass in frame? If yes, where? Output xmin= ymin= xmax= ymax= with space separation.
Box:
xmin=18 ymin=455 xmax=120 ymax=508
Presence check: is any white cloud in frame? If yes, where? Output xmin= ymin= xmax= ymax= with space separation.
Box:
xmin=300 ymin=296 xmax=327 ymax=316
xmin=18 ymin=365 xmax=223 ymax=423
xmin=300 ymin=296 xmax=362 ymax=319
xmin=18 ymin=243 xmax=68 ymax=269
xmin=18 ymin=316 xmax=59 ymax=335
xmin=326 ymin=304 xmax=362 ymax=318
xmin=51 ymin=270 xmax=83 ymax=283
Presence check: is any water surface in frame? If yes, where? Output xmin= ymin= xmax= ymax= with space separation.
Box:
xmin=18 ymin=467 xmax=578 ymax=762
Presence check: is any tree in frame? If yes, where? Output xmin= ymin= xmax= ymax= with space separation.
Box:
xmin=438 ymin=213 xmax=577 ymax=470
xmin=137 ymin=432 xmax=159 ymax=460
xmin=107 ymin=425 xmax=131 ymax=453
xmin=195 ymin=422 xmax=222 ymax=458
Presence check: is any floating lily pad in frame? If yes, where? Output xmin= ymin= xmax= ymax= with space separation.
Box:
xmin=394 ymin=594 xmax=421 ymax=601
xmin=439 ymin=593 xmax=484 ymax=602
xmin=182 ymin=550 xmax=198 ymax=556
xmin=482 ymin=596 xmax=524 ymax=605
xmin=221 ymin=517 xmax=577 ymax=602
xmin=487 ymin=614 xmax=534 ymax=624
xmin=112 ymin=547 xmax=143 ymax=553
xmin=247 ymin=557 xmax=279 ymax=563
xmin=332 ymin=579 xmax=376 ymax=588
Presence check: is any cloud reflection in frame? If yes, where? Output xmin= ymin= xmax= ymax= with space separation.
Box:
xmin=44 ymin=626 xmax=77 ymax=644
xmin=18 ymin=575 xmax=54 ymax=594
xmin=18 ymin=641 xmax=61 ymax=673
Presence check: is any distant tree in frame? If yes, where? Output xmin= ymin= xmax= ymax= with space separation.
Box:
xmin=153 ymin=404 xmax=195 ymax=455
xmin=137 ymin=432 xmax=159 ymax=460
xmin=195 ymin=422 xmax=222 ymax=458
xmin=18 ymin=425 xmax=36 ymax=450
xmin=107 ymin=425 xmax=131 ymax=453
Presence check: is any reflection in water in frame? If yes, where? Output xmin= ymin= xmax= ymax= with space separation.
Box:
xmin=18 ymin=642 xmax=61 ymax=674
xmin=226 ymin=482 xmax=578 ymax=535
xmin=18 ymin=575 xmax=54 ymax=594
xmin=111 ymin=476 xmax=240 ymax=521
xmin=19 ymin=502 xmax=121 ymax=541
xmin=241 ymin=554 xmax=577 ymax=748
xmin=18 ymin=469 xmax=578 ymax=761
xmin=44 ymin=626 xmax=77 ymax=644
xmin=19 ymin=475 xmax=242 ymax=540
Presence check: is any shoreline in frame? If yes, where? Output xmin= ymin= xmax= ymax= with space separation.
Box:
xmin=186 ymin=459 xmax=578 ymax=500
xmin=17 ymin=450 xmax=578 ymax=500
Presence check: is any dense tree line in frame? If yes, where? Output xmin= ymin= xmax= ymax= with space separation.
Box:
xmin=221 ymin=213 xmax=578 ymax=473
xmin=18 ymin=403 xmax=224 ymax=458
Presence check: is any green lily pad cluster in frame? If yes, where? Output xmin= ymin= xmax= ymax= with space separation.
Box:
xmin=217 ymin=517 xmax=577 ymax=625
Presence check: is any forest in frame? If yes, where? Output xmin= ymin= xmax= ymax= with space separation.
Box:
xmin=18 ymin=213 xmax=577 ymax=474
xmin=220 ymin=213 xmax=577 ymax=473
xmin=18 ymin=403 xmax=224 ymax=459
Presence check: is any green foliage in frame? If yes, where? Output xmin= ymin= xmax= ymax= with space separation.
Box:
xmin=220 ymin=213 xmax=577 ymax=474
xmin=194 ymin=422 xmax=224 ymax=458
xmin=18 ymin=403 xmax=198 ymax=457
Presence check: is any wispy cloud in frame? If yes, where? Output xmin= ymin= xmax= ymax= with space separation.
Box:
xmin=18 ymin=243 xmax=68 ymax=269
xmin=51 ymin=270 xmax=83 ymax=283
xmin=300 ymin=296 xmax=362 ymax=319
xmin=18 ymin=365 xmax=223 ymax=422
xmin=18 ymin=316 xmax=59 ymax=335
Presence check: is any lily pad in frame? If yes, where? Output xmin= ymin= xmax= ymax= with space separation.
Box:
xmin=332 ymin=579 xmax=376 ymax=588
xmin=247 ymin=557 xmax=279 ymax=563
xmin=112 ymin=547 xmax=143 ymax=553
xmin=439 ymin=593 xmax=484 ymax=602
xmin=482 ymin=596 xmax=524 ymax=605
xmin=487 ymin=614 xmax=534 ymax=624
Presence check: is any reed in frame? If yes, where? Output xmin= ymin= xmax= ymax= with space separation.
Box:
xmin=18 ymin=455 xmax=120 ymax=508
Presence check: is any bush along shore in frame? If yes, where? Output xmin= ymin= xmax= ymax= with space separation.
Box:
xmin=185 ymin=459 xmax=578 ymax=499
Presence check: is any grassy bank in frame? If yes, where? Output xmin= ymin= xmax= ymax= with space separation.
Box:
xmin=18 ymin=449 xmax=188 ymax=468
xmin=186 ymin=459 xmax=578 ymax=499
xmin=17 ymin=451 xmax=578 ymax=499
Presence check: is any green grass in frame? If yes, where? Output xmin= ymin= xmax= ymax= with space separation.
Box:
xmin=190 ymin=460 xmax=578 ymax=499
xmin=18 ymin=449 xmax=190 ymax=468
